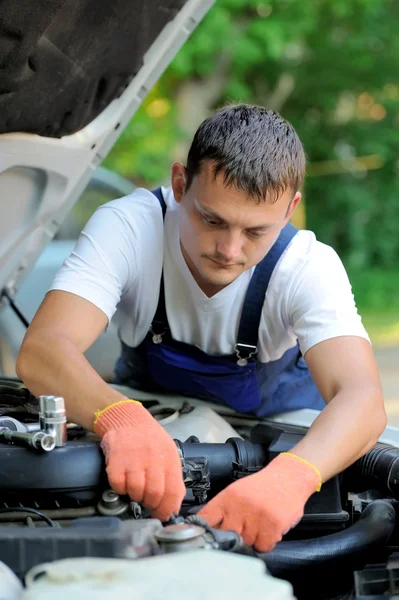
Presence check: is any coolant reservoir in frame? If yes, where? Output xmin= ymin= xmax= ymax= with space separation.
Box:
xmin=22 ymin=552 xmax=295 ymax=600
xmin=157 ymin=405 xmax=241 ymax=442
xmin=0 ymin=561 xmax=23 ymax=600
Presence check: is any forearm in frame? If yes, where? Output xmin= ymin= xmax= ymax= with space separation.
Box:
xmin=16 ymin=332 xmax=128 ymax=431
xmin=287 ymin=387 xmax=387 ymax=483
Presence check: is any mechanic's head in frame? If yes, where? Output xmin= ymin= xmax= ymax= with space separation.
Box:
xmin=171 ymin=103 xmax=305 ymax=296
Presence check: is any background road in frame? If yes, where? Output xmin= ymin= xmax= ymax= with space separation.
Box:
xmin=375 ymin=347 xmax=399 ymax=428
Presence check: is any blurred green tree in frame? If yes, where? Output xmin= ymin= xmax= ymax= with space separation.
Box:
xmin=103 ymin=0 xmax=399 ymax=271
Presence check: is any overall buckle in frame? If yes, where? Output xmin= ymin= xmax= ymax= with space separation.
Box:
xmin=150 ymin=325 xmax=166 ymax=345
xmin=234 ymin=343 xmax=258 ymax=367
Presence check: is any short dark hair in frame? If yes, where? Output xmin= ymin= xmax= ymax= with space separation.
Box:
xmin=185 ymin=104 xmax=306 ymax=202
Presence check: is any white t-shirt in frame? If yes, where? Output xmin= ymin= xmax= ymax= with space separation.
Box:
xmin=49 ymin=186 xmax=369 ymax=363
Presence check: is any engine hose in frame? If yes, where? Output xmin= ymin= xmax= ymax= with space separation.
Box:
xmin=237 ymin=499 xmax=397 ymax=576
xmin=179 ymin=437 xmax=267 ymax=479
xmin=0 ymin=438 xmax=267 ymax=494
xmin=343 ymin=443 xmax=399 ymax=498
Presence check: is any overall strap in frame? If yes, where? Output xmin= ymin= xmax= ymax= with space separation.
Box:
xmin=235 ymin=222 xmax=298 ymax=363
xmin=151 ymin=186 xmax=167 ymax=217
xmin=150 ymin=187 xmax=168 ymax=337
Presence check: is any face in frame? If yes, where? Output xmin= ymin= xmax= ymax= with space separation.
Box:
xmin=171 ymin=161 xmax=301 ymax=296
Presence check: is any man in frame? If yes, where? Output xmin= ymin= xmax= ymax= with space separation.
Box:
xmin=16 ymin=104 xmax=386 ymax=552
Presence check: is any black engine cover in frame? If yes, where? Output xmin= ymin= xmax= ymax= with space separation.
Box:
xmin=0 ymin=441 xmax=107 ymax=507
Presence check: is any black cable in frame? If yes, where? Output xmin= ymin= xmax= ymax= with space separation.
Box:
xmin=185 ymin=514 xmax=243 ymax=551
xmin=0 ymin=507 xmax=59 ymax=527
xmin=1 ymin=289 xmax=30 ymax=328
xmin=186 ymin=514 xmax=215 ymax=533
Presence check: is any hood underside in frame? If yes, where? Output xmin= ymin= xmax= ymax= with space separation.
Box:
xmin=0 ymin=0 xmax=214 ymax=302
xmin=1 ymin=0 xmax=191 ymax=138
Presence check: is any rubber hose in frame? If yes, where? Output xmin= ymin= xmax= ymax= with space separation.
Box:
xmin=239 ymin=500 xmax=396 ymax=576
xmin=344 ymin=443 xmax=399 ymax=498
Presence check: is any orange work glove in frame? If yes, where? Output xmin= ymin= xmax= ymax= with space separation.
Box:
xmin=198 ymin=452 xmax=321 ymax=552
xmin=94 ymin=400 xmax=186 ymax=521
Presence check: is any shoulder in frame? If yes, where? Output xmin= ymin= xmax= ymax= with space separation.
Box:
xmin=291 ymin=230 xmax=348 ymax=285
xmin=287 ymin=230 xmax=350 ymax=297
xmin=276 ymin=230 xmax=369 ymax=352
xmin=268 ymin=228 xmax=361 ymax=326
xmin=80 ymin=186 xmax=168 ymax=249
xmin=269 ymin=229 xmax=344 ymax=298
xmin=94 ymin=186 xmax=165 ymax=222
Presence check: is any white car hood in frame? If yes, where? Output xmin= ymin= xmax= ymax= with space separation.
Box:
xmin=0 ymin=0 xmax=214 ymax=303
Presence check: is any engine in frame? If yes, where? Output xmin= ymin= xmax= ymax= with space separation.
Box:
xmin=0 ymin=378 xmax=399 ymax=600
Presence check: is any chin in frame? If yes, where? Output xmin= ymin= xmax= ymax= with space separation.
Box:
xmin=201 ymin=268 xmax=240 ymax=287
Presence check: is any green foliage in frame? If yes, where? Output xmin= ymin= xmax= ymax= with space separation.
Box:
xmin=103 ymin=83 xmax=184 ymax=186
xmin=104 ymin=0 xmax=399 ymax=270
xmin=349 ymin=268 xmax=399 ymax=311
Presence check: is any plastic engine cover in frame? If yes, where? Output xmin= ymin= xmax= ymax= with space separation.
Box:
xmin=22 ymin=552 xmax=295 ymax=600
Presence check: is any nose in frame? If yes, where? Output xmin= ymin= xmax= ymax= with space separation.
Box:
xmin=216 ymin=230 xmax=243 ymax=262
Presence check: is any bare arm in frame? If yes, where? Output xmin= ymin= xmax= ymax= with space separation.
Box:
xmin=16 ymin=290 xmax=129 ymax=430
xmin=288 ymin=336 xmax=387 ymax=482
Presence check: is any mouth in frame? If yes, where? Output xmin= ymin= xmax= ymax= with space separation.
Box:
xmin=206 ymin=257 xmax=241 ymax=268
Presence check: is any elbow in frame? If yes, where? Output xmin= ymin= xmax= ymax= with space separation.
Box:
xmin=15 ymin=336 xmax=39 ymax=385
xmin=15 ymin=340 xmax=31 ymax=383
xmin=373 ymin=409 xmax=388 ymax=446
xmin=364 ymin=392 xmax=387 ymax=452
xmin=372 ymin=393 xmax=388 ymax=443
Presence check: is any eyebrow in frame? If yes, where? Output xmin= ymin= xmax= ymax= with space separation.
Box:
xmin=194 ymin=198 xmax=274 ymax=230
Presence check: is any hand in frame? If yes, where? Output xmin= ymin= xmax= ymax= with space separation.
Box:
xmin=94 ymin=400 xmax=186 ymax=521
xmin=198 ymin=452 xmax=321 ymax=552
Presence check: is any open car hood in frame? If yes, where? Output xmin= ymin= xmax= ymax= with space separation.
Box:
xmin=0 ymin=0 xmax=214 ymax=303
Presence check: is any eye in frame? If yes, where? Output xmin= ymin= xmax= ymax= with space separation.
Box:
xmin=203 ymin=214 xmax=220 ymax=227
xmin=247 ymin=230 xmax=265 ymax=239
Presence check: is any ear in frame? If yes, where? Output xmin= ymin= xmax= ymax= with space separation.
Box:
xmin=171 ymin=162 xmax=186 ymax=204
xmin=284 ymin=191 xmax=302 ymax=223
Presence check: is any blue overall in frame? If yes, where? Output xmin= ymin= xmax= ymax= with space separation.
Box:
xmin=114 ymin=188 xmax=325 ymax=417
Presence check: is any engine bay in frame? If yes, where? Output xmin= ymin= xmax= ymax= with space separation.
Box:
xmin=1 ymin=378 xmax=399 ymax=600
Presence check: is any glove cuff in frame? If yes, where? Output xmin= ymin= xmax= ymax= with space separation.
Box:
xmin=267 ymin=452 xmax=322 ymax=503
xmin=93 ymin=399 xmax=145 ymax=436
xmin=281 ymin=452 xmax=322 ymax=492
